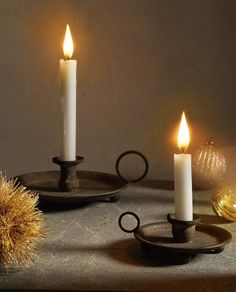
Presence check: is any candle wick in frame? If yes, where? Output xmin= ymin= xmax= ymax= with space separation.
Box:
xmin=180 ymin=147 xmax=186 ymax=153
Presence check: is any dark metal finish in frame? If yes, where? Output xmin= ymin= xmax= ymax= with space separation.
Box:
xmin=167 ymin=213 xmax=200 ymax=243
xmin=115 ymin=150 xmax=149 ymax=183
xmin=118 ymin=211 xmax=232 ymax=263
xmin=118 ymin=212 xmax=140 ymax=233
xmin=53 ymin=156 xmax=84 ymax=192
xmin=15 ymin=150 xmax=148 ymax=203
xmin=134 ymin=222 xmax=232 ymax=254
xmin=16 ymin=170 xmax=127 ymax=203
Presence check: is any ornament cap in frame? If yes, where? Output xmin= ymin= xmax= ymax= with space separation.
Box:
xmin=206 ymin=140 xmax=215 ymax=146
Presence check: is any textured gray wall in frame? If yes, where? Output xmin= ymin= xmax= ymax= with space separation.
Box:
xmin=0 ymin=0 xmax=236 ymax=180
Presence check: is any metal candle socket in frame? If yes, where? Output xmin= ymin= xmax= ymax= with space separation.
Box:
xmin=167 ymin=213 xmax=200 ymax=243
xmin=53 ymin=156 xmax=84 ymax=192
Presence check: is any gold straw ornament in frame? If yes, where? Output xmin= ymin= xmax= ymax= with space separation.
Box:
xmin=0 ymin=175 xmax=45 ymax=270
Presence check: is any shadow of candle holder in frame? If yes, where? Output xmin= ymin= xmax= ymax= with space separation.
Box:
xmin=106 ymin=239 xmax=201 ymax=267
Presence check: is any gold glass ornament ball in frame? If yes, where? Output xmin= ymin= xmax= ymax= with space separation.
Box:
xmin=212 ymin=187 xmax=236 ymax=221
xmin=192 ymin=141 xmax=226 ymax=189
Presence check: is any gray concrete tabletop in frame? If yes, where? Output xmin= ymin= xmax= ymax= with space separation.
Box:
xmin=1 ymin=181 xmax=236 ymax=291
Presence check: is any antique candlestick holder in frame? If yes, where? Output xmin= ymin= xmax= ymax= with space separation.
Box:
xmin=16 ymin=150 xmax=148 ymax=203
xmin=119 ymin=211 xmax=232 ymax=264
xmin=167 ymin=213 xmax=200 ymax=243
xmin=52 ymin=156 xmax=84 ymax=192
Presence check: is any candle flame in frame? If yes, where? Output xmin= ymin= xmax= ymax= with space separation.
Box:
xmin=178 ymin=111 xmax=190 ymax=153
xmin=63 ymin=24 xmax=74 ymax=59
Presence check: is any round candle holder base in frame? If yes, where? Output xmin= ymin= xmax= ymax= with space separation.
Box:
xmin=15 ymin=170 xmax=127 ymax=203
xmin=15 ymin=150 xmax=149 ymax=204
xmin=118 ymin=212 xmax=232 ymax=264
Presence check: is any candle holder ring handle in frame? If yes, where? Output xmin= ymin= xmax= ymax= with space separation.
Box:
xmin=116 ymin=150 xmax=149 ymax=183
xmin=118 ymin=212 xmax=140 ymax=233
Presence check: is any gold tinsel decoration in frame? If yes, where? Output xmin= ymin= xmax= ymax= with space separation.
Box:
xmin=0 ymin=175 xmax=45 ymax=270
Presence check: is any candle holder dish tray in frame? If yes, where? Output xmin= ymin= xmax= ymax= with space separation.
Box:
xmin=15 ymin=150 xmax=148 ymax=203
xmin=118 ymin=212 xmax=232 ymax=264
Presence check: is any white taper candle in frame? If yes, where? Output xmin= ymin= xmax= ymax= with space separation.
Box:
xmin=174 ymin=153 xmax=193 ymax=221
xmin=60 ymin=25 xmax=77 ymax=161
xmin=174 ymin=112 xmax=193 ymax=221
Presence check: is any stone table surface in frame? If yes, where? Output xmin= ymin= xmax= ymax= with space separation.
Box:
xmin=1 ymin=181 xmax=236 ymax=291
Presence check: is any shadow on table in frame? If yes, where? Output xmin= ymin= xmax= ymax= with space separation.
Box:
xmin=38 ymin=201 xmax=93 ymax=213
xmin=2 ymin=274 xmax=236 ymax=292
xmin=106 ymin=238 xmax=203 ymax=267
xmin=39 ymin=238 xmax=200 ymax=267
xmin=38 ymin=195 xmax=119 ymax=213
xmin=39 ymin=231 xmax=201 ymax=267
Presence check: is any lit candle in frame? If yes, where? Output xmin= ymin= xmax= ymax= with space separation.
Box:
xmin=60 ymin=24 xmax=77 ymax=161
xmin=174 ymin=112 xmax=193 ymax=221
